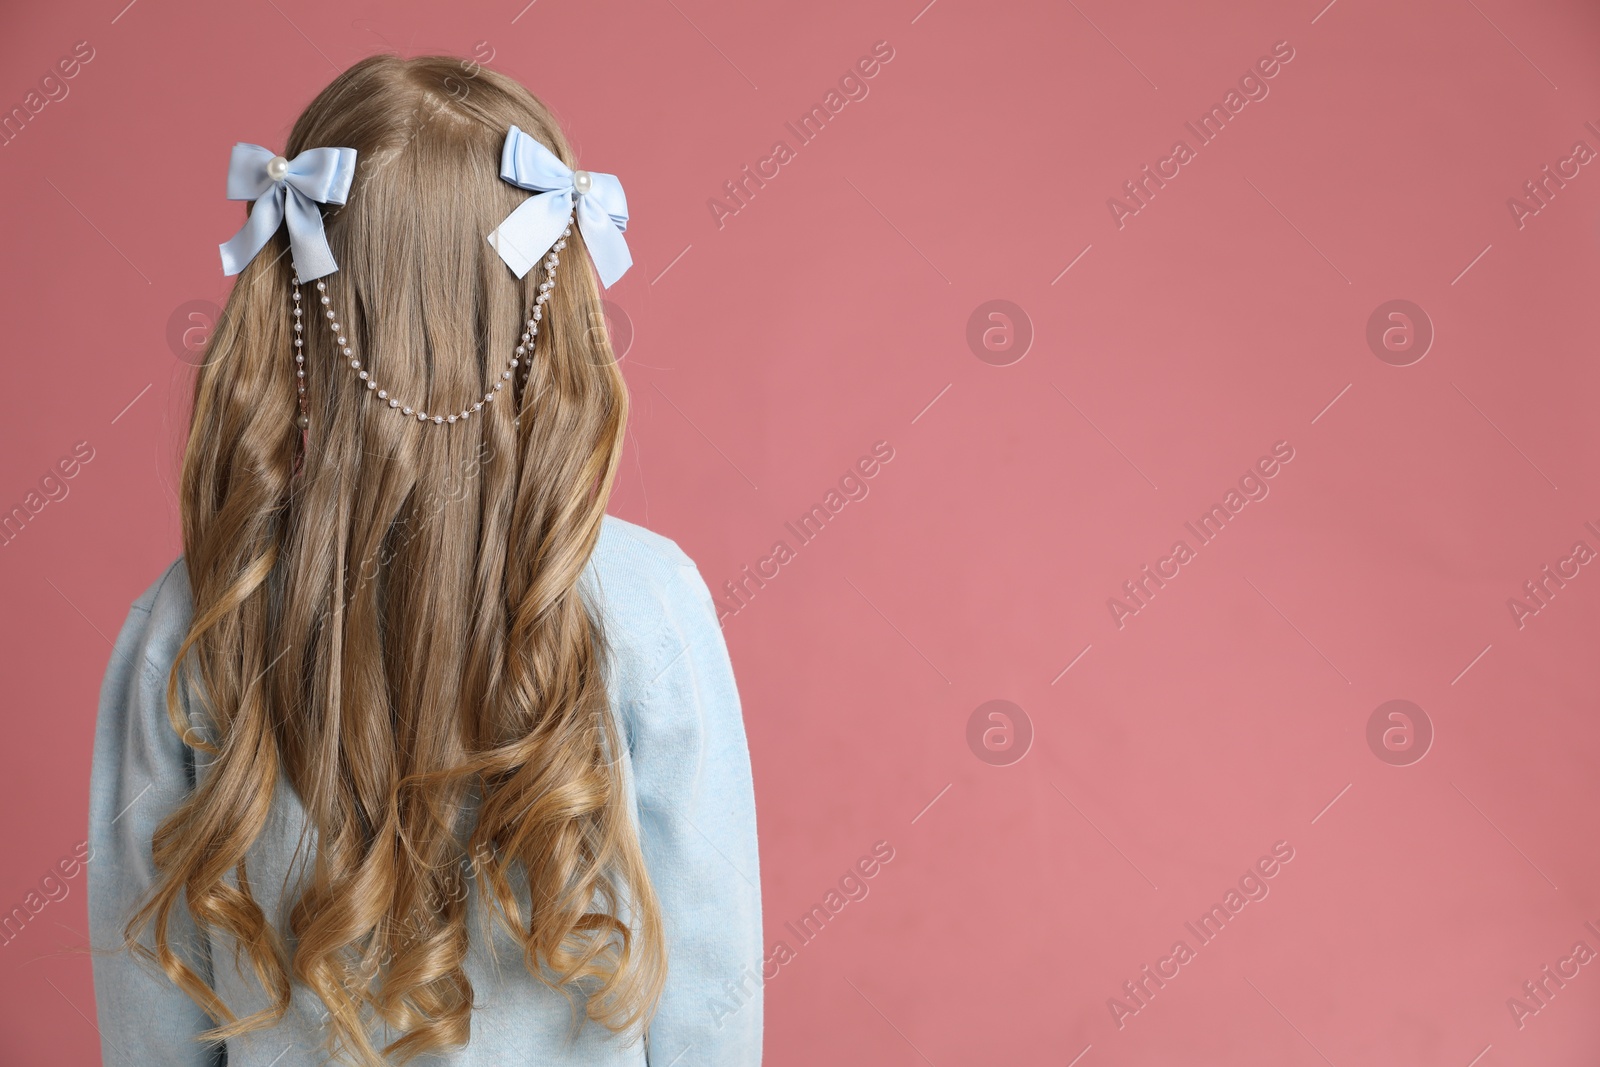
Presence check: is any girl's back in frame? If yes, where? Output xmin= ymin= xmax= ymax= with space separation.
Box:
xmin=85 ymin=54 xmax=761 ymax=1067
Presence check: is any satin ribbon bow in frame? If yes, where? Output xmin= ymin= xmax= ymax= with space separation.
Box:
xmin=218 ymin=143 xmax=357 ymax=281
xmin=487 ymin=126 xmax=631 ymax=288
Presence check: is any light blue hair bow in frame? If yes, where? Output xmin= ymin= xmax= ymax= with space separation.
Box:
xmin=487 ymin=126 xmax=631 ymax=288
xmin=218 ymin=143 xmax=357 ymax=281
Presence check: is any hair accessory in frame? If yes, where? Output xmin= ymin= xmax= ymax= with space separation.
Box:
xmin=288 ymin=220 xmax=575 ymax=429
xmin=487 ymin=126 xmax=631 ymax=287
xmin=219 ymin=143 xmax=357 ymax=281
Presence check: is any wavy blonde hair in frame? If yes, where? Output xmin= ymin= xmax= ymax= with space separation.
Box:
xmin=123 ymin=54 xmax=664 ymax=1065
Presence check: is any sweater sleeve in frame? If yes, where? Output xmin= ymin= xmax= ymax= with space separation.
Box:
xmin=87 ymin=581 xmax=225 ymax=1066
xmin=630 ymin=561 xmax=764 ymax=1067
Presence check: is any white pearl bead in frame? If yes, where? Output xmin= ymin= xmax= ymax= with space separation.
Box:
xmin=572 ymin=170 xmax=592 ymax=195
xmin=377 ymin=390 xmax=387 ymax=399
xmin=266 ymin=155 xmax=290 ymax=182
xmin=403 ymin=407 xmax=413 ymax=415
xmin=389 ymin=399 xmax=400 ymax=408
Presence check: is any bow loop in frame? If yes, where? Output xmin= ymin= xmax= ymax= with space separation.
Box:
xmin=219 ymin=143 xmax=357 ymax=281
xmin=487 ymin=126 xmax=631 ymax=288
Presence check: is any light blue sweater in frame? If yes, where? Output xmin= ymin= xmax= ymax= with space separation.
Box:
xmin=87 ymin=516 xmax=763 ymax=1066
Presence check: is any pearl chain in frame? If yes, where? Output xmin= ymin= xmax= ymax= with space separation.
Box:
xmin=290 ymin=220 xmax=574 ymax=427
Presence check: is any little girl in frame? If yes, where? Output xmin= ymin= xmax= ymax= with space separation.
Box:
xmin=86 ymin=54 xmax=761 ymax=1066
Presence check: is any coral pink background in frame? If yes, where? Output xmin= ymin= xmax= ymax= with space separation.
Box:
xmin=3 ymin=0 xmax=1600 ymax=1063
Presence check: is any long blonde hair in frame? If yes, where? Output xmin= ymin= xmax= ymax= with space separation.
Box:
xmin=124 ymin=54 xmax=664 ymax=1064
